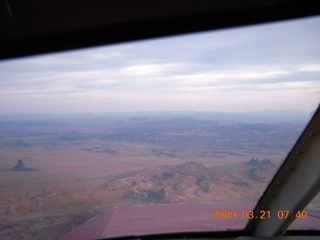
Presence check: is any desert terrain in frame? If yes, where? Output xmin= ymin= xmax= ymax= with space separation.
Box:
xmin=0 ymin=112 xmax=317 ymax=239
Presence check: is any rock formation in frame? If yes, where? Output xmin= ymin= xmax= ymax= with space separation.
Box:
xmin=10 ymin=159 xmax=37 ymax=172
xmin=100 ymin=161 xmax=259 ymax=203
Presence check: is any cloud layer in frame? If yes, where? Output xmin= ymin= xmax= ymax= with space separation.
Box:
xmin=0 ymin=16 xmax=320 ymax=114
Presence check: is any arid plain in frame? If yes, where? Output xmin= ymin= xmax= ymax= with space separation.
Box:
xmin=0 ymin=113 xmax=317 ymax=240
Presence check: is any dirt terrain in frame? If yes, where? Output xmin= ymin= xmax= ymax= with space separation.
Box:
xmin=0 ymin=115 xmax=315 ymax=240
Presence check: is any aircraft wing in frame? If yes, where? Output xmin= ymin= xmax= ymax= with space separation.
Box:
xmin=59 ymin=202 xmax=320 ymax=240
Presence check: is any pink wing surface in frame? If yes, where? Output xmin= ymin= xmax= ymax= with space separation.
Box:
xmin=59 ymin=202 xmax=319 ymax=240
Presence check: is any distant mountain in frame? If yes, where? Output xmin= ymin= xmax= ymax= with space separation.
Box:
xmin=0 ymin=109 xmax=311 ymax=125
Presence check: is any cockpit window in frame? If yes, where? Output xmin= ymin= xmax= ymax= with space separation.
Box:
xmin=0 ymin=16 xmax=319 ymax=239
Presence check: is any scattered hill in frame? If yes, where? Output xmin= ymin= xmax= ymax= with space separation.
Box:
xmin=245 ymin=157 xmax=278 ymax=182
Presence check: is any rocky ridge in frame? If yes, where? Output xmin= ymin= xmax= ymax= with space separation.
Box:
xmin=100 ymin=160 xmax=277 ymax=203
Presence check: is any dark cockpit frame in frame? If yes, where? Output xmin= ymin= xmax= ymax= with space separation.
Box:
xmin=1 ymin=0 xmax=319 ymax=239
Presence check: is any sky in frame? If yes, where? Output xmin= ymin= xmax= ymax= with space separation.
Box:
xmin=0 ymin=16 xmax=320 ymax=115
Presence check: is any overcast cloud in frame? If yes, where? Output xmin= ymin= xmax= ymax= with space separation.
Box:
xmin=0 ymin=16 xmax=320 ymax=114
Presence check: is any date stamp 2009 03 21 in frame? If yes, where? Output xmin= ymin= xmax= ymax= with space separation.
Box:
xmin=212 ymin=209 xmax=308 ymax=220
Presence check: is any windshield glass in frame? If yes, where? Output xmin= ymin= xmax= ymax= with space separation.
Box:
xmin=0 ymin=16 xmax=319 ymax=240
xmin=306 ymin=192 xmax=320 ymax=218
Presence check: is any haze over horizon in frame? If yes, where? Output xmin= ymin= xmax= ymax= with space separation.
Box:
xmin=0 ymin=16 xmax=319 ymax=115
